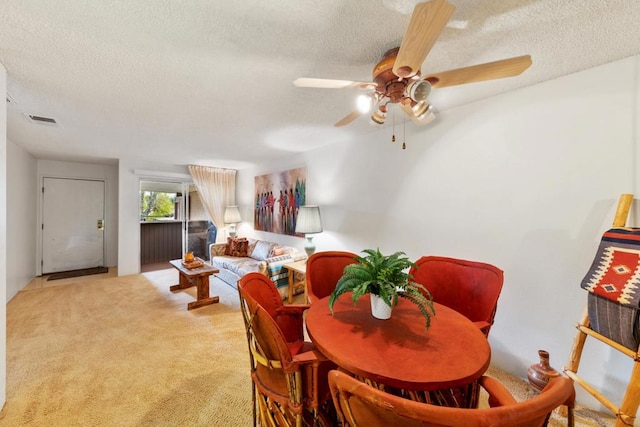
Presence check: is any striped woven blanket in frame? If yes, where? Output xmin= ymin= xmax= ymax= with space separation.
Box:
xmin=580 ymin=228 xmax=640 ymax=308
xmin=581 ymin=228 xmax=640 ymax=350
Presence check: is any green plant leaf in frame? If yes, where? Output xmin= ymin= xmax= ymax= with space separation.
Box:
xmin=328 ymin=248 xmax=435 ymax=329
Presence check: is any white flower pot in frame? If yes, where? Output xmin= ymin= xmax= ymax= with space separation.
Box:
xmin=370 ymin=294 xmax=392 ymax=320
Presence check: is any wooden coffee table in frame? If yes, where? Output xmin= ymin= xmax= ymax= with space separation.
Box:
xmin=169 ymin=259 xmax=220 ymax=310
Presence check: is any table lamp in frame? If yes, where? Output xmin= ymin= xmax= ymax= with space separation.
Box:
xmin=224 ymin=205 xmax=241 ymax=238
xmin=295 ymin=205 xmax=322 ymax=256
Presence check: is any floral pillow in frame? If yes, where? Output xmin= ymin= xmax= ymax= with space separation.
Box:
xmin=230 ymin=238 xmax=248 ymax=257
xmin=224 ymin=237 xmax=234 ymax=256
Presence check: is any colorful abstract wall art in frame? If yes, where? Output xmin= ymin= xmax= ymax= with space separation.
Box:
xmin=254 ymin=167 xmax=306 ymax=235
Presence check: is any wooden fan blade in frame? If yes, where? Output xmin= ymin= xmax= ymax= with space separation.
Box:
xmin=293 ymin=78 xmax=374 ymax=89
xmin=399 ymin=102 xmax=436 ymax=126
xmin=426 ymin=55 xmax=532 ymax=88
xmin=334 ymin=110 xmax=362 ymax=127
xmin=393 ymin=0 xmax=456 ymax=78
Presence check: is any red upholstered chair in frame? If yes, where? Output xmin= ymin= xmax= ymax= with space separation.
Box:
xmin=329 ymin=369 xmax=575 ymax=427
xmin=306 ymin=251 xmax=358 ymax=303
xmin=238 ymin=272 xmax=309 ymax=352
xmin=238 ymin=273 xmax=336 ymax=426
xmin=409 ymin=256 xmax=504 ymax=336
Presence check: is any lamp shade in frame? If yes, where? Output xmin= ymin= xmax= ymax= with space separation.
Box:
xmin=224 ymin=206 xmax=241 ymax=224
xmin=295 ymin=205 xmax=322 ymax=234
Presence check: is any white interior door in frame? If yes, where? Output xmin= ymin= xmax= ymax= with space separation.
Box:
xmin=42 ymin=177 xmax=105 ymax=274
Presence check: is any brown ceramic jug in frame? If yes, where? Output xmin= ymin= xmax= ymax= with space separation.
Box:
xmin=527 ymin=349 xmax=560 ymax=392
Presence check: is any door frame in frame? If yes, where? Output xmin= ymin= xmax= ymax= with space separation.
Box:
xmin=138 ymin=179 xmax=194 ymax=270
xmin=37 ymin=175 xmax=108 ymax=276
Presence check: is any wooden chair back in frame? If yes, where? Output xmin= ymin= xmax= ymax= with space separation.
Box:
xmin=329 ymin=370 xmax=574 ymax=427
xmin=238 ymin=272 xmax=305 ymax=343
xmin=238 ymin=274 xmax=333 ymax=426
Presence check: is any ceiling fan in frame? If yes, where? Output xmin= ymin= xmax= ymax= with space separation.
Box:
xmin=294 ymin=0 xmax=532 ymax=128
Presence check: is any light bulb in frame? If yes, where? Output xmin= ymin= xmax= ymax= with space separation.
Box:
xmin=407 ymin=80 xmax=432 ymax=103
xmin=356 ymin=94 xmax=372 ymax=114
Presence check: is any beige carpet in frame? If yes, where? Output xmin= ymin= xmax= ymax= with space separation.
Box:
xmin=1 ymin=269 xmax=253 ymax=426
xmin=0 ymin=269 xmax=615 ymax=426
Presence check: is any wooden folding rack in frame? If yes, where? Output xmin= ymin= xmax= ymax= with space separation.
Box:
xmin=564 ymin=193 xmax=640 ymax=426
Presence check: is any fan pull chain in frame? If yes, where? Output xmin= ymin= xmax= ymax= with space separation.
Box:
xmin=402 ymin=114 xmax=406 ymax=150
xmin=391 ymin=105 xmax=396 ymax=142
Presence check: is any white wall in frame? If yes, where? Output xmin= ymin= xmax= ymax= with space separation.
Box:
xmin=6 ymin=140 xmax=36 ymax=301
xmin=237 ymin=55 xmax=640 ymax=409
xmin=36 ymin=160 xmax=119 ymax=274
xmin=0 ymin=60 xmax=8 ymax=409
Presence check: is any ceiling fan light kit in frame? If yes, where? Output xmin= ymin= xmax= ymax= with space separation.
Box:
xmin=407 ymin=80 xmax=431 ymax=103
xmin=356 ymin=93 xmax=374 ymax=114
xmin=370 ymin=105 xmax=387 ymax=126
xmin=413 ymin=101 xmax=434 ymax=121
xmin=294 ymin=0 xmax=533 ymax=146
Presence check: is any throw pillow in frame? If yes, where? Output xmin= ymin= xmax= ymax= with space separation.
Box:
xmin=224 ymin=237 xmax=234 ymax=256
xmin=247 ymin=239 xmax=258 ymax=256
xmin=230 ymin=238 xmax=248 ymax=257
xmin=270 ymin=245 xmax=285 ymax=257
xmin=251 ymin=240 xmax=275 ymax=261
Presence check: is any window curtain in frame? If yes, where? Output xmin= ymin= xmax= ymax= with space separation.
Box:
xmin=188 ymin=165 xmax=237 ymax=243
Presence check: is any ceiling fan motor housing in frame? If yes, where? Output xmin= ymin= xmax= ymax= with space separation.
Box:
xmin=372 ymin=47 xmax=422 ymax=104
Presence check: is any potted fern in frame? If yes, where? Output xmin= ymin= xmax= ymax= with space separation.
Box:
xmin=328 ymin=248 xmax=435 ymax=329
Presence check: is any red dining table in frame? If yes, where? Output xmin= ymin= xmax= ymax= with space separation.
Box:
xmin=306 ymin=293 xmax=491 ymax=407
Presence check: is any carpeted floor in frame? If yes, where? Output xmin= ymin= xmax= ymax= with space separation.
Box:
xmin=0 ymin=269 xmax=615 ymax=426
xmin=2 ymin=269 xmax=253 ymax=426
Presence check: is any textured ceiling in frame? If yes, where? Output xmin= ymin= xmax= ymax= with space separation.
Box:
xmin=1 ymin=0 xmax=640 ymax=169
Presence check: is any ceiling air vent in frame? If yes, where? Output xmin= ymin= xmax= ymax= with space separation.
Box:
xmin=25 ymin=114 xmax=58 ymax=125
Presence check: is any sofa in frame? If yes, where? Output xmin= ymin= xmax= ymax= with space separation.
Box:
xmin=209 ymin=237 xmax=307 ymax=299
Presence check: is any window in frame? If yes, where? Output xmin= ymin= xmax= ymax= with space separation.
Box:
xmin=140 ymin=190 xmax=180 ymax=221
